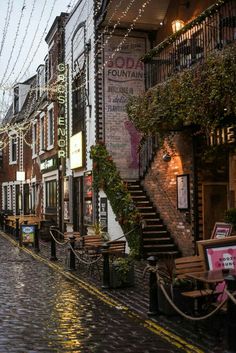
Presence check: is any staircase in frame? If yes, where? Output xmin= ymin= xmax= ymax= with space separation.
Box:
xmin=127 ymin=181 xmax=179 ymax=259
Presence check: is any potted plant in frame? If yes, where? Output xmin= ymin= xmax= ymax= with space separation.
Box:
xmin=224 ymin=208 xmax=236 ymax=233
xmin=110 ymin=255 xmax=135 ymax=289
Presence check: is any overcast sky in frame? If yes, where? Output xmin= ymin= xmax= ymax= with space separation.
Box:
xmin=0 ymin=0 xmax=76 ymax=118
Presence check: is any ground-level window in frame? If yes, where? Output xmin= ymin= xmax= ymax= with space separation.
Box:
xmin=45 ymin=180 xmax=57 ymax=212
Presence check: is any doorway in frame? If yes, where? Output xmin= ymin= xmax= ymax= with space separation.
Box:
xmin=202 ymin=183 xmax=228 ymax=239
xmin=73 ymin=177 xmax=84 ymax=235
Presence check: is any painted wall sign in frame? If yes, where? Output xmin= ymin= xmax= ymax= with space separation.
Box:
xmin=104 ymin=35 xmax=145 ymax=179
xmin=208 ymin=126 xmax=235 ymax=146
xmin=177 ymin=174 xmax=190 ymax=210
xmin=40 ymin=157 xmax=58 ymax=173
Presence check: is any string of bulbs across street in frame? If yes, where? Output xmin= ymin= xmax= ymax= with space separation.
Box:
xmin=0 ymin=0 xmax=153 ymax=150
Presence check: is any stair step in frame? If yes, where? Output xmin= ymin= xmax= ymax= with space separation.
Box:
xmin=143 ymin=237 xmax=171 ymax=242
xmin=143 ymin=243 xmax=176 ymax=248
xmin=143 ymin=230 xmax=168 ymax=235
xmin=146 ymin=251 xmax=179 ymax=257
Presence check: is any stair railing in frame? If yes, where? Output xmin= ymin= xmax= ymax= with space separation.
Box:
xmin=139 ymin=135 xmax=159 ymax=179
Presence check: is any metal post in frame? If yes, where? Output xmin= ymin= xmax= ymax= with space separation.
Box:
xmin=15 ymin=218 xmax=19 ymax=240
xmin=225 ymin=274 xmax=236 ymax=352
xmin=101 ymin=243 xmax=110 ymax=289
xmin=19 ymin=222 xmax=23 ymax=248
xmin=34 ymin=224 xmax=40 ymax=253
xmin=50 ymin=227 xmax=58 ymax=261
xmin=68 ymin=236 xmax=76 ymax=270
xmin=147 ymin=256 xmax=159 ymax=316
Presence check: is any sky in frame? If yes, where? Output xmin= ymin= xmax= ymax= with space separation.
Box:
xmin=0 ymin=0 xmax=77 ymax=119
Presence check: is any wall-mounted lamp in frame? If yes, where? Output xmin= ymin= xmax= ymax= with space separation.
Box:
xmin=172 ymin=19 xmax=185 ymax=33
xmin=162 ymin=153 xmax=171 ymax=162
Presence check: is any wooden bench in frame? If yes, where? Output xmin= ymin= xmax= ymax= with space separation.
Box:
xmin=107 ymin=240 xmax=126 ymax=257
xmin=174 ymin=255 xmax=221 ymax=299
xmin=64 ymin=232 xmax=81 ymax=242
xmin=5 ymin=215 xmax=43 ymax=234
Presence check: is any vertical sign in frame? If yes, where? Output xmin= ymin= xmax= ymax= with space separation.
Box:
xmin=104 ymin=35 xmax=145 ymax=179
xmin=84 ymin=171 xmax=93 ymax=225
xmin=100 ymin=197 xmax=108 ymax=232
xmin=177 ymin=174 xmax=190 ymax=210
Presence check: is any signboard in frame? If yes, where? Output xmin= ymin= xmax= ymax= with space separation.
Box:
xmin=21 ymin=225 xmax=35 ymax=244
xmin=40 ymin=157 xmax=58 ymax=173
xmin=177 ymin=174 xmax=190 ymax=210
xmin=84 ymin=199 xmax=93 ymax=225
xmin=211 ymin=222 xmax=233 ymax=239
xmin=104 ymin=35 xmax=145 ymax=179
xmin=70 ymin=132 xmax=83 ymax=169
xmin=100 ymin=197 xmax=108 ymax=232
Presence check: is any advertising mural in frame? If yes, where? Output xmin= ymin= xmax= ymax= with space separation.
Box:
xmin=104 ymin=35 xmax=146 ymax=179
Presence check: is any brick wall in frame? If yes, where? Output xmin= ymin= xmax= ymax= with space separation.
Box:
xmin=143 ymin=132 xmax=195 ymax=256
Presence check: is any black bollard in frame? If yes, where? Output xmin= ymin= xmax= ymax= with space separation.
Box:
xmin=15 ymin=218 xmax=19 ymax=240
xmin=50 ymin=226 xmax=58 ymax=261
xmin=101 ymin=243 xmax=110 ymax=289
xmin=147 ymin=256 xmax=159 ymax=316
xmin=225 ymin=274 xmax=236 ymax=352
xmin=34 ymin=224 xmax=40 ymax=253
xmin=68 ymin=236 xmax=76 ymax=270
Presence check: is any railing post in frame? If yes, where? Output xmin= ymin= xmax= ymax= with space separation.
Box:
xmin=15 ymin=218 xmax=20 ymax=240
xmin=34 ymin=224 xmax=40 ymax=253
xmin=68 ymin=236 xmax=76 ymax=271
xmin=101 ymin=243 xmax=110 ymax=289
xmin=225 ymin=274 xmax=236 ymax=351
xmin=147 ymin=256 xmax=159 ymax=316
xmin=50 ymin=226 xmax=58 ymax=261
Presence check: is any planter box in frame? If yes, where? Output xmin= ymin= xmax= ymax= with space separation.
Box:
xmin=109 ymin=262 xmax=135 ymax=289
xmin=158 ymin=286 xmax=194 ymax=316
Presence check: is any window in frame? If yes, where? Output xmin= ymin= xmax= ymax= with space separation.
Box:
xmin=32 ymin=123 xmax=37 ymax=157
xmin=48 ymin=108 xmax=54 ymax=148
xmin=40 ymin=114 xmax=45 ymax=152
xmin=10 ymin=135 xmax=17 ymax=164
xmin=45 ymin=180 xmax=57 ymax=210
xmin=3 ymin=185 xmax=8 ymax=210
xmin=9 ymin=185 xmax=13 ymax=211
xmin=72 ymin=67 xmax=86 ymax=135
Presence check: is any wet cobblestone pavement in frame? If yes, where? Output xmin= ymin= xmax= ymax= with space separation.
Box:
xmin=0 ymin=234 xmax=188 ymax=353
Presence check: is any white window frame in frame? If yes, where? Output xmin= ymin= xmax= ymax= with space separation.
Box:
xmin=32 ymin=121 xmax=37 ymax=158
xmin=47 ymin=103 xmax=54 ymax=149
xmin=40 ymin=112 xmax=45 ymax=153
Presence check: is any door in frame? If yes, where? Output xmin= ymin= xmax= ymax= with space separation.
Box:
xmin=203 ymin=183 xmax=228 ymax=239
xmin=73 ymin=177 xmax=84 ymax=235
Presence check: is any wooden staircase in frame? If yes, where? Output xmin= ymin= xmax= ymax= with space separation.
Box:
xmin=127 ymin=181 xmax=179 ymax=259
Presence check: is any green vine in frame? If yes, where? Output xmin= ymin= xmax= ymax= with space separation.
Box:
xmin=127 ymin=43 xmax=236 ymax=141
xmin=90 ymin=142 xmax=142 ymax=257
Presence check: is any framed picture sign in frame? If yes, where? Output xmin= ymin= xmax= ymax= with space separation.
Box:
xmin=176 ymin=174 xmax=190 ymax=210
xmin=211 ymin=222 xmax=233 ymax=239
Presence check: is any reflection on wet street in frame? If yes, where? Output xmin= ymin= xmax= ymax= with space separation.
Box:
xmin=0 ymin=235 xmax=183 ymax=352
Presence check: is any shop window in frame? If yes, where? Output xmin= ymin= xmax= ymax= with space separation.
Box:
xmin=45 ymin=180 xmax=57 ymax=213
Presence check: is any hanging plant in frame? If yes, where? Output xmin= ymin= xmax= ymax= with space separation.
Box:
xmin=90 ymin=143 xmax=142 ymax=257
xmin=126 ymin=42 xmax=236 ymax=141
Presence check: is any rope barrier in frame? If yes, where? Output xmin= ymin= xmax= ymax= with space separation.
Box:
xmin=145 ymin=264 xmax=236 ymax=321
xmin=49 ymin=229 xmax=69 ymax=246
xmin=68 ymin=242 xmax=103 ymax=265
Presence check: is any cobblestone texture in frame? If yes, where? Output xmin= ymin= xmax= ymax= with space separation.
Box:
xmin=0 ymin=234 xmax=186 ymax=353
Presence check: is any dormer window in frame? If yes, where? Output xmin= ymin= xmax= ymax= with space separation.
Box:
xmin=13 ymin=86 xmax=19 ymax=114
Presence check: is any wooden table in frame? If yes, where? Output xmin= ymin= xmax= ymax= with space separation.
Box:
xmin=187 ymin=269 xmax=236 ymax=284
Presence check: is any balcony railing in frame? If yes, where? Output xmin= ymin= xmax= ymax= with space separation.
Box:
xmin=144 ymin=0 xmax=236 ymax=88
xmin=139 ymin=0 xmax=236 ymax=179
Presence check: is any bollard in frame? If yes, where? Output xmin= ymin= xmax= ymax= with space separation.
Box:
xmin=15 ymin=218 xmax=20 ymax=240
xmin=68 ymin=236 xmax=76 ymax=271
xmin=147 ymin=256 xmax=159 ymax=316
xmin=50 ymin=226 xmax=58 ymax=261
xmin=19 ymin=223 xmax=23 ymax=248
xmin=101 ymin=243 xmax=110 ymax=289
xmin=34 ymin=224 xmax=40 ymax=253
xmin=225 ymin=274 xmax=236 ymax=352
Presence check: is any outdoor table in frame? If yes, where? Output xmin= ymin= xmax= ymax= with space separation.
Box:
xmin=187 ymin=269 xmax=236 ymax=284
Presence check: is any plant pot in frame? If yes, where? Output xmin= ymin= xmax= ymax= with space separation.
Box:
xmin=109 ymin=262 xmax=135 ymax=289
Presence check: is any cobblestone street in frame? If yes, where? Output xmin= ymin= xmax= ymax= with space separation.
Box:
xmin=0 ymin=234 xmax=190 ymax=353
